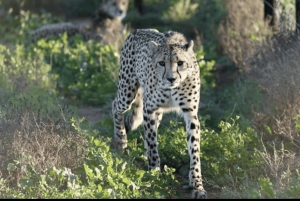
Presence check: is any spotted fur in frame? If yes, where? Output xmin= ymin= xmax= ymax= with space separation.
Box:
xmin=30 ymin=0 xmax=128 ymax=46
xmin=112 ymin=29 xmax=207 ymax=199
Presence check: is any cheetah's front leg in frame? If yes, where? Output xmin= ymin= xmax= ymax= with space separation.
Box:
xmin=184 ymin=113 xmax=207 ymax=199
xmin=143 ymin=106 xmax=160 ymax=170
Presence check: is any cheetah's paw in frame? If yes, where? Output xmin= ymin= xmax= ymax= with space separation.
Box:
xmin=192 ymin=189 xmax=207 ymax=199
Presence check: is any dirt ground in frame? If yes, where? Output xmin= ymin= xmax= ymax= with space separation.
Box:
xmin=79 ymin=105 xmax=106 ymax=125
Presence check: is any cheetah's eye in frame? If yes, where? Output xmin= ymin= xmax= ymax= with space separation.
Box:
xmin=158 ymin=61 xmax=165 ymax=66
xmin=177 ymin=61 xmax=184 ymax=66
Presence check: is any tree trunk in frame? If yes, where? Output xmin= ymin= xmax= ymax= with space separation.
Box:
xmin=264 ymin=0 xmax=280 ymax=32
xmin=296 ymin=0 xmax=300 ymax=31
xmin=134 ymin=0 xmax=144 ymax=16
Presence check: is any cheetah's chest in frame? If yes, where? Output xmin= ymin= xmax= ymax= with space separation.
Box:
xmin=150 ymin=89 xmax=181 ymax=113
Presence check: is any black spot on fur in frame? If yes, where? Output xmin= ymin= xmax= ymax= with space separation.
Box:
xmin=182 ymin=108 xmax=193 ymax=112
xmin=182 ymin=108 xmax=189 ymax=112
xmin=191 ymin=136 xmax=195 ymax=143
xmin=190 ymin=123 xmax=196 ymax=130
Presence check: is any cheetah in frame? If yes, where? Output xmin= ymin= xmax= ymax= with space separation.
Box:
xmin=112 ymin=29 xmax=207 ymax=199
xmin=30 ymin=0 xmax=129 ymax=46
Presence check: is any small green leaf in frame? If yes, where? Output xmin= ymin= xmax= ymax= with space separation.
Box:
xmin=94 ymin=139 xmax=101 ymax=146
xmin=98 ymin=184 xmax=102 ymax=192
xmin=19 ymin=178 xmax=33 ymax=188
xmin=263 ymin=125 xmax=272 ymax=134
xmin=258 ymin=177 xmax=275 ymax=198
xmin=107 ymin=176 xmax=115 ymax=186
xmin=135 ymin=170 xmax=146 ymax=181
xmin=121 ymin=177 xmax=130 ymax=185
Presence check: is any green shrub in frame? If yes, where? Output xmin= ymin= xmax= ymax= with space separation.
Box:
xmin=0 ymin=0 xmax=100 ymax=18
xmin=200 ymin=116 xmax=263 ymax=186
xmin=192 ymin=0 xmax=226 ymax=61
xmin=162 ymin=0 xmax=199 ymax=22
xmin=34 ymin=33 xmax=119 ymax=106
xmin=0 ymin=9 xmax=62 ymax=44
xmin=79 ymin=134 xmax=179 ymax=199
xmin=1 ymin=9 xmax=120 ymax=106
xmin=157 ymin=120 xmax=190 ymax=171
xmin=118 ymin=113 xmax=263 ymax=190
xmin=0 ymin=117 xmax=179 ymax=199
xmin=0 ymin=43 xmax=54 ymax=99
xmin=195 ymin=46 xmax=216 ymax=91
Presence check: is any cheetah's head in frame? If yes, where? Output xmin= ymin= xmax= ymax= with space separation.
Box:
xmin=149 ymin=40 xmax=195 ymax=89
xmin=100 ymin=0 xmax=129 ymax=20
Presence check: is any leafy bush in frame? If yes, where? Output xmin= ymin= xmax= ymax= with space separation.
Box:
xmin=191 ymin=0 xmax=227 ymax=61
xmin=0 ymin=9 xmax=120 ymax=106
xmin=0 ymin=9 xmax=62 ymax=44
xmin=119 ymin=114 xmax=263 ymax=190
xmin=199 ymin=79 xmax=262 ymax=132
xmin=33 ymin=33 xmax=119 ymax=106
xmin=195 ymin=46 xmax=216 ymax=91
xmin=162 ymin=0 xmax=199 ymax=22
xmin=79 ymin=134 xmax=179 ymax=199
xmin=0 ymin=43 xmax=54 ymax=99
xmin=0 ymin=116 xmax=180 ymax=199
xmin=0 ymin=0 xmax=99 ymax=17
xmin=156 ymin=120 xmax=190 ymax=171
xmin=200 ymin=116 xmax=263 ymax=186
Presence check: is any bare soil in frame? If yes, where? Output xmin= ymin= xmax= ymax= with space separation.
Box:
xmin=79 ymin=105 xmax=106 ymax=125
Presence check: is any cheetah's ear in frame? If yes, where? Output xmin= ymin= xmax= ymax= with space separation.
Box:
xmin=185 ymin=40 xmax=194 ymax=51
xmin=148 ymin=41 xmax=159 ymax=53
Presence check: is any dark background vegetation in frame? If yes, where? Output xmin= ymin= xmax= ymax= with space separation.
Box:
xmin=1 ymin=0 xmax=300 ymax=199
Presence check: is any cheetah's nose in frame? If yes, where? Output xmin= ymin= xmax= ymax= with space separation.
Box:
xmin=167 ymin=78 xmax=176 ymax=83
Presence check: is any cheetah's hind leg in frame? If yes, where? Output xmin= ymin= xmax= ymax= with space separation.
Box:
xmin=124 ymin=87 xmax=144 ymax=132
